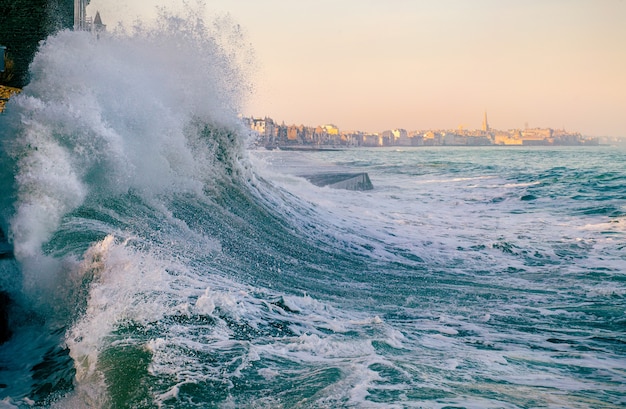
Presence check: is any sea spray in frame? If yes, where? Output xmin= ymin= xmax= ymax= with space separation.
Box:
xmin=0 ymin=6 xmax=253 ymax=298
xmin=0 ymin=8 xmax=256 ymax=406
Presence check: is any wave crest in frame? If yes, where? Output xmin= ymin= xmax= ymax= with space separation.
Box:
xmin=0 ymin=9 xmax=253 ymax=288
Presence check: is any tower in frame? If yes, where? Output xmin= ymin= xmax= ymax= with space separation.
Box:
xmin=74 ymin=0 xmax=90 ymax=31
xmin=74 ymin=1 xmax=105 ymax=34
xmin=482 ymin=111 xmax=490 ymax=132
xmin=93 ymin=11 xmax=106 ymax=35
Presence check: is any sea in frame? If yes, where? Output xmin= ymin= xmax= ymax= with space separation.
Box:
xmin=0 ymin=15 xmax=625 ymax=409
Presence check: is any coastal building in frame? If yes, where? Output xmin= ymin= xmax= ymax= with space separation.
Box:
xmin=467 ymin=135 xmax=492 ymax=145
xmin=551 ymin=129 xmax=590 ymax=145
xmin=74 ymin=0 xmax=89 ymax=31
xmin=242 ymin=115 xmax=603 ymax=148
xmin=314 ymin=126 xmax=327 ymax=144
xmin=74 ymin=0 xmax=106 ymax=34
xmin=422 ymin=131 xmax=441 ymax=146
xmin=247 ymin=117 xmax=277 ymax=145
xmin=443 ymin=133 xmax=465 ymax=145
xmin=340 ymin=131 xmax=361 ymax=147
xmin=286 ymin=125 xmax=299 ymax=142
xmin=393 ymin=129 xmax=411 ymax=146
xmin=494 ymin=132 xmax=522 ymax=145
xmin=521 ymin=128 xmax=552 ymax=145
xmin=322 ymin=124 xmax=339 ymax=136
xmin=380 ymin=130 xmax=396 ymax=146
xmin=361 ymin=133 xmax=382 ymax=147
xmin=409 ymin=131 xmax=424 ymax=146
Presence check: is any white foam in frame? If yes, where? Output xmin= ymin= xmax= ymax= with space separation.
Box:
xmin=3 ymin=6 xmax=253 ymax=311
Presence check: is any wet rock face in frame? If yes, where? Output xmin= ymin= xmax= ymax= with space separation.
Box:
xmin=0 ymin=0 xmax=76 ymax=348
xmin=0 ymin=225 xmax=11 ymax=259
xmin=0 ymin=291 xmax=10 ymax=344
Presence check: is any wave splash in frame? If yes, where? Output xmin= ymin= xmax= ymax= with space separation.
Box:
xmin=0 ymin=8 xmax=283 ymax=407
xmin=1 ymin=7 xmax=251 ymax=287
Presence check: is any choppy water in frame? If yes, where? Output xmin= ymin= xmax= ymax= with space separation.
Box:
xmin=0 ymin=11 xmax=625 ymax=409
xmin=251 ymin=146 xmax=626 ymax=409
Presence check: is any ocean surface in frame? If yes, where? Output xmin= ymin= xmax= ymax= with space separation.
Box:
xmin=1 ymin=17 xmax=625 ymax=409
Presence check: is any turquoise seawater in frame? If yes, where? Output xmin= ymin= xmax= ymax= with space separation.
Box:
xmin=251 ymin=146 xmax=626 ymax=408
xmin=0 ymin=16 xmax=625 ymax=409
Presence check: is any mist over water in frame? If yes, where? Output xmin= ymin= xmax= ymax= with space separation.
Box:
xmin=1 ymin=6 xmax=625 ymax=409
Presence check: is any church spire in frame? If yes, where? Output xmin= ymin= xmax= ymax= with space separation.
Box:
xmin=482 ymin=110 xmax=490 ymax=132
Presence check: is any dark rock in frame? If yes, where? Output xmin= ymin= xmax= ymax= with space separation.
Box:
xmin=0 ymin=227 xmax=13 ymax=344
xmin=0 ymin=226 xmax=11 ymax=259
xmin=0 ymin=291 xmax=11 ymax=344
xmin=0 ymin=0 xmax=75 ymax=88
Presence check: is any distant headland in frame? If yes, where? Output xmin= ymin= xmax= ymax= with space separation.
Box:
xmin=243 ymin=113 xmax=622 ymax=149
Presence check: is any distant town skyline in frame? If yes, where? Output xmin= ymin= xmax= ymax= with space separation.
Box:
xmin=89 ymin=0 xmax=626 ymax=137
xmin=242 ymin=114 xmax=613 ymax=149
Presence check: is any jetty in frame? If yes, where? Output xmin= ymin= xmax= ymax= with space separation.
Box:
xmin=303 ymin=172 xmax=373 ymax=191
xmin=251 ymin=151 xmax=374 ymax=191
xmin=277 ymin=146 xmax=343 ymax=152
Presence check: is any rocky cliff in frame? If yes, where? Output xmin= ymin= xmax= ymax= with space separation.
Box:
xmin=0 ymin=0 xmax=75 ymax=88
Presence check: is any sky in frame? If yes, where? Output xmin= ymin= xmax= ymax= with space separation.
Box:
xmin=87 ymin=0 xmax=626 ymax=136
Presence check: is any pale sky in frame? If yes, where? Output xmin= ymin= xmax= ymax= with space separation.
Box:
xmin=88 ymin=0 xmax=626 ymax=136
